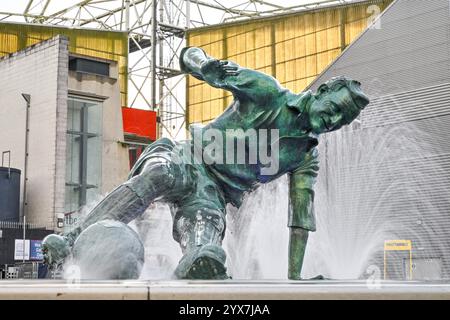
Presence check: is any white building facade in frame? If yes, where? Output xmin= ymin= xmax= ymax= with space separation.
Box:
xmin=0 ymin=35 xmax=129 ymax=232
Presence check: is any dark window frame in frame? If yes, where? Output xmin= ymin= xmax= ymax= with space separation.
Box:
xmin=66 ymin=96 xmax=103 ymax=209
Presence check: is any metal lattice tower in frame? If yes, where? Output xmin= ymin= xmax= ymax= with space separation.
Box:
xmin=0 ymin=0 xmax=353 ymax=139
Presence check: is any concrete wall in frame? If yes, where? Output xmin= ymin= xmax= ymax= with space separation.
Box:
xmin=1 ymin=280 xmax=450 ymax=300
xmin=68 ymin=56 xmax=129 ymax=194
xmin=0 ymin=36 xmax=69 ymax=230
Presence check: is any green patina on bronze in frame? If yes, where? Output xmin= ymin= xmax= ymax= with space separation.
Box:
xmin=43 ymin=47 xmax=369 ymax=280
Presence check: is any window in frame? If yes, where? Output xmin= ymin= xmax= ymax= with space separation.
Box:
xmin=69 ymin=57 xmax=110 ymax=77
xmin=65 ymin=97 xmax=103 ymax=213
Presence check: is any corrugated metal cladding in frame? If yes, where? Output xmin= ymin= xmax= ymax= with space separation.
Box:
xmin=307 ymin=0 xmax=450 ymax=280
xmin=186 ymin=0 xmax=393 ymax=126
xmin=0 ymin=23 xmax=128 ymax=106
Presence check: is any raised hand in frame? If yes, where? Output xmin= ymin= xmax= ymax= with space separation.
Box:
xmin=200 ymin=59 xmax=239 ymax=87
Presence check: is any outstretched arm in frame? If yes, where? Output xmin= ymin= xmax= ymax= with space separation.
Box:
xmin=180 ymin=47 xmax=282 ymax=103
xmin=288 ymin=148 xmax=319 ymax=280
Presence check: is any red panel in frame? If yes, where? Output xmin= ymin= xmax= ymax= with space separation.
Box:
xmin=122 ymin=107 xmax=157 ymax=141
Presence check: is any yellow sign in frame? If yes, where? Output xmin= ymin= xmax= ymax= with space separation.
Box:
xmin=384 ymin=240 xmax=413 ymax=280
xmin=384 ymin=240 xmax=412 ymax=251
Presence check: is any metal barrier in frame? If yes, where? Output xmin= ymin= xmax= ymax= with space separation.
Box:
xmin=4 ymin=265 xmax=19 ymax=279
xmin=1 ymin=263 xmax=49 ymax=279
xmin=0 ymin=220 xmax=49 ymax=230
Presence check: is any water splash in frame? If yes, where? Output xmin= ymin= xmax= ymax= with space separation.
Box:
xmin=302 ymin=122 xmax=450 ymax=280
xmin=130 ymin=203 xmax=181 ymax=280
xmin=223 ymin=178 xmax=289 ymax=280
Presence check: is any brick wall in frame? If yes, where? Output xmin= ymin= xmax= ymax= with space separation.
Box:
xmin=0 ymin=36 xmax=69 ymax=230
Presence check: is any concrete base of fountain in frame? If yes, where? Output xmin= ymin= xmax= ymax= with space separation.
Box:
xmin=0 ymin=280 xmax=449 ymax=300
